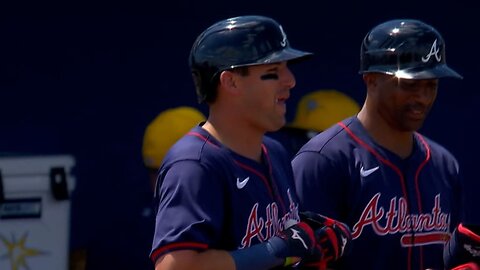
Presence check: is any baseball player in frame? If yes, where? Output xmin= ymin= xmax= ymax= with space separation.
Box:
xmin=292 ymin=19 xmax=464 ymax=270
xmin=150 ymin=15 xmax=352 ymax=270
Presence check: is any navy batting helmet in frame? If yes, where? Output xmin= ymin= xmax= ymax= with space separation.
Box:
xmin=189 ymin=15 xmax=313 ymax=103
xmin=360 ymin=19 xmax=462 ymax=80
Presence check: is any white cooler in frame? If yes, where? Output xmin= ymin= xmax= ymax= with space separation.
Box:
xmin=0 ymin=155 xmax=76 ymax=270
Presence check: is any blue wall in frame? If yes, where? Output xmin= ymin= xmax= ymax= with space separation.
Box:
xmin=1 ymin=2 xmax=478 ymax=269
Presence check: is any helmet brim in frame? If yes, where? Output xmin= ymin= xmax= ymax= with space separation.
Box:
xmin=392 ymin=64 xmax=463 ymax=80
xmin=264 ymin=48 xmax=313 ymax=64
xmin=233 ymin=48 xmax=313 ymax=68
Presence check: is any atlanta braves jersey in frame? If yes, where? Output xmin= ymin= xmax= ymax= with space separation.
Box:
xmin=150 ymin=126 xmax=301 ymax=266
xmin=292 ymin=116 xmax=463 ymax=270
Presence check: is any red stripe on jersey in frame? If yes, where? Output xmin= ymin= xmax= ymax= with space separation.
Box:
xmin=150 ymin=242 xmax=208 ymax=263
xmin=400 ymin=232 xmax=450 ymax=246
xmin=187 ymin=131 xmax=220 ymax=148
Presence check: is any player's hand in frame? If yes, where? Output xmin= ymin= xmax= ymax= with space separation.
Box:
xmin=444 ymin=223 xmax=480 ymax=269
xmin=267 ymin=221 xmax=316 ymax=265
xmin=299 ymin=211 xmax=353 ymax=269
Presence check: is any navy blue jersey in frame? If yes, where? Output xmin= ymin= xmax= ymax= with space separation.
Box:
xmin=292 ymin=116 xmax=462 ymax=270
xmin=150 ymin=126 xmax=301 ymax=263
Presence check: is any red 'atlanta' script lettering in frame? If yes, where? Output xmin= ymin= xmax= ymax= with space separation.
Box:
xmin=240 ymin=189 xmax=299 ymax=248
xmin=352 ymin=193 xmax=449 ymax=240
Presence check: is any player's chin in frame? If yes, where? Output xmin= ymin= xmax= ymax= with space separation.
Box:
xmin=275 ymin=101 xmax=287 ymax=114
xmin=402 ymin=112 xmax=427 ymax=129
xmin=267 ymin=117 xmax=287 ymax=132
xmin=401 ymin=118 xmax=426 ymax=131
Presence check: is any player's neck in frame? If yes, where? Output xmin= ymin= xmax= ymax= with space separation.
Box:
xmin=202 ymin=119 xmax=263 ymax=162
xmin=357 ymin=110 xmax=413 ymax=159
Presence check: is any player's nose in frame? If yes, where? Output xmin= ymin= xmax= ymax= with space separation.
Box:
xmin=282 ymin=66 xmax=296 ymax=89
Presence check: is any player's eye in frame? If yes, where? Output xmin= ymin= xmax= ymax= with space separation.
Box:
xmin=398 ymin=79 xmax=438 ymax=92
xmin=260 ymin=73 xmax=279 ymax=80
xmin=398 ymin=81 xmax=416 ymax=91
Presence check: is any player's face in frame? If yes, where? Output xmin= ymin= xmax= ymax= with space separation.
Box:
xmin=236 ymin=62 xmax=296 ymax=132
xmin=374 ymin=74 xmax=438 ymax=132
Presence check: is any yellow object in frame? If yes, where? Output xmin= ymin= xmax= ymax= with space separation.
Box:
xmin=290 ymin=89 xmax=360 ymax=132
xmin=142 ymin=106 xmax=206 ymax=169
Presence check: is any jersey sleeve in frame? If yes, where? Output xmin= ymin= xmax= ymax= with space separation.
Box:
xmin=292 ymin=151 xmax=348 ymax=220
xmin=150 ymin=159 xmax=227 ymax=262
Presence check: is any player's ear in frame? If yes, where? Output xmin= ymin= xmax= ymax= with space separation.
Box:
xmin=363 ymin=73 xmax=383 ymax=93
xmin=363 ymin=73 xmax=376 ymax=86
xmin=363 ymin=73 xmax=384 ymax=100
xmin=219 ymin=70 xmax=240 ymax=94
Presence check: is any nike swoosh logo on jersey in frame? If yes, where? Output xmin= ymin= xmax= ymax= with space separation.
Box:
xmin=236 ymin=177 xmax=250 ymax=189
xmin=360 ymin=166 xmax=379 ymax=177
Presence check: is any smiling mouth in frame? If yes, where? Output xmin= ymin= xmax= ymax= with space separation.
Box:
xmin=406 ymin=104 xmax=428 ymax=118
xmin=406 ymin=108 xmax=427 ymax=120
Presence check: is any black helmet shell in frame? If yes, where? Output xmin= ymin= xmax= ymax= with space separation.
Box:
xmin=360 ymin=19 xmax=462 ymax=80
xmin=190 ymin=15 xmax=313 ymax=103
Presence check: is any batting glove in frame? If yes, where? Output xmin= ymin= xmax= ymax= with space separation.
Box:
xmin=266 ymin=221 xmax=316 ymax=266
xmin=444 ymin=223 xmax=480 ymax=270
xmin=298 ymin=211 xmax=353 ymax=269
xmin=450 ymin=262 xmax=480 ymax=270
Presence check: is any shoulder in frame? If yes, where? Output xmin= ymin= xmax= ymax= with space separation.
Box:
xmin=262 ymin=135 xmax=289 ymax=156
xmin=296 ymin=116 xmax=358 ymax=156
xmin=292 ymin=117 xmax=362 ymax=175
xmin=416 ymin=133 xmax=460 ymax=174
xmin=162 ymin=127 xmax=233 ymax=172
xmin=416 ymin=133 xmax=459 ymax=164
xmin=156 ymin=128 xmax=234 ymax=196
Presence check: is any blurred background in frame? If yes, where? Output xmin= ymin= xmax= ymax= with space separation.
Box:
xmin=1 ymin=1 xmax=478 ymax=269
